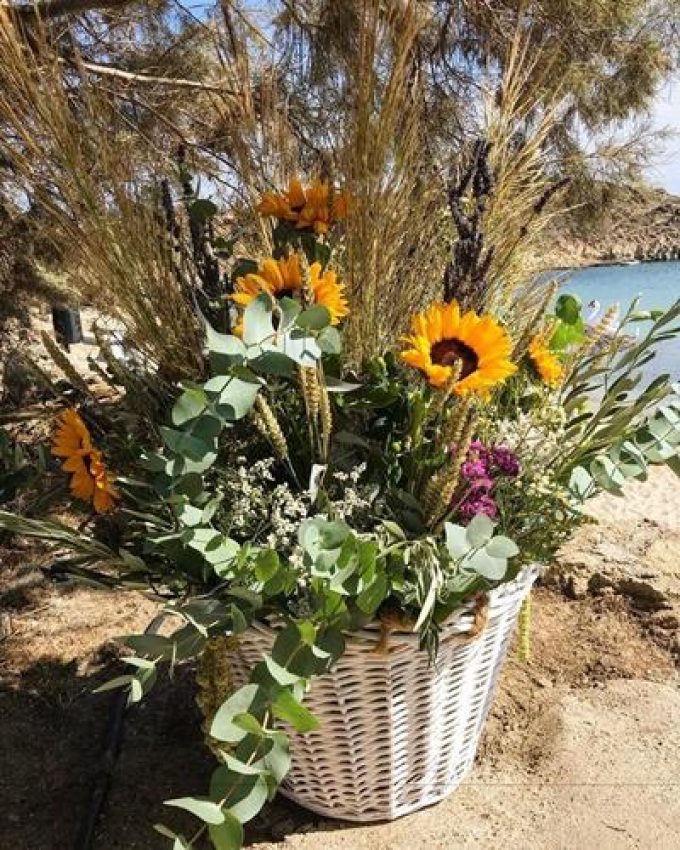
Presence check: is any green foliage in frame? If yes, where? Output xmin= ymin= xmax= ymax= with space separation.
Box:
xmin=0 ymin=429 xmax=51 ymax=506
xmin=551 ymin=294 xmax=586 ymax=350
xmin=445 ymin=515 xmax=519 ymax=581
xmin=560 ymin=297 xmax=680 ymax=492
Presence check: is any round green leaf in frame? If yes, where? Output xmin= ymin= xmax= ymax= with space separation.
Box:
xmin=165 ymin=797 xmax=225 ymax=825
xmin=172 ymin=388 xmax=207 ymax=426
xmin=445 ymin=522 xmax=470 ymax=559
xmin=243 ymin=294 xmax=275 ymax=347
xmin=485 ymin=536 xmax=519 ymax=559
xmin=210 ymin=684 xmax=260 ymax=743
xmin=227 ymin=774 xmax=269 ymax=823
xmin=208 ymin=812 xmax=243 ymax=850
xmin=296 ymin=305 xmax=331 ymax=330
xmin=465 ymin=514 xmax=495 ymax=548
xmin=465 ymin=549 xmax=507 ymax=581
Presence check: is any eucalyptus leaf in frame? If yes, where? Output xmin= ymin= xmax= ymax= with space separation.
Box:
xmin=317 ymin=326 xmax=342 ymax=355
xmin=204 ymin=375 xmax=261 ymax=421
xmin=243 ymin=294 xmax=275 ymax=347
xmin=223 ymin=755 xmax=267 ymax=776
xmin=465 ymin=514 xmax=495 ymax=548
xmin=210 ymin=684 xmax=260 ymax=743
xmin=227 ymin=775 xmax=269 ymax=823
xmin=172 ymin=387 xmax=207 ymax=426
xmin=208 ymin=813 xmax=244 ymax=850
xmin=485 ymin=536 xmax=519 ymax=559
xmin=296 ymin=304 xmax=331 ymax=330
xmin=160 ymin=427 xmax=214 ymax=463
xmin=264 ymin=732 xmax=291 ymax=784
xmin=165 ymin=797 xmax=225 ymax=825
xmin=445 ymin=522 xmax=469 ymax=559
xmin=264 ymin=656 xmax=302 ymax=686
xmin=206 ymin=325 xmax=247 ymax=372
xmin=464 ymin=549 xmax=507 ymax=581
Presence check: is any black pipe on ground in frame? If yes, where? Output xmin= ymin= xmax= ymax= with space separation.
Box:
xmin=72 ymin=613 xmax=166 ymax=850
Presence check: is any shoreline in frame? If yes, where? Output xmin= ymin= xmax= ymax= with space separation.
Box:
xmin=550 ymin=256 xmax=680 ymax=273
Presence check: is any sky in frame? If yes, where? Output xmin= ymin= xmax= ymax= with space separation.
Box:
xmin=647 ymin=77 xmax=680 ymax=194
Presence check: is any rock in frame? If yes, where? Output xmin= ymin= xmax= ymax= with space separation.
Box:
xmin=554 ymin=471 xmax=680 ymax=655
xmin=613 ymin=579 xmax=672 ymax=611
xmin=647 ymin=611 xmax=680 ymax=630
xmin=544 ymin=186 xmax=680 ymax=267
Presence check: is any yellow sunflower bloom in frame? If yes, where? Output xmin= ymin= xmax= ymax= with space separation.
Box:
xmin=257 ymin=191 xmax=297 ymax=221
xmin=232 ymin=254 xmax=349 ymax=327
xmin=51 ymin=409 xmax=119 ymax=514
xmin=309 ymin=264 xmax=349 ymax=325
xmin=232 ymin=254 xmax=303 ymax=307
xmin=90 ymin=450 xmax=120 ymax=514
xmin=400 ymin=301 xmax=517 ymax=395
xmin=256 ymin=176 xmax=349 ymax=235
xmin=52 ymin=407 xmax=92 ymax=458
xmin=528 ymin=336 xmax=564 ymax=387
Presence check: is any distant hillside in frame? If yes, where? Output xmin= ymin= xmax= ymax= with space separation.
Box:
xmin=544 ymin=186 xmax=680 ymax=269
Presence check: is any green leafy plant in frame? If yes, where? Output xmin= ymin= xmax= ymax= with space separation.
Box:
xmin=2 ymin=171 xmax=680 ymax=848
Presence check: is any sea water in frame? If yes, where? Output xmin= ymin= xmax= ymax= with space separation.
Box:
xmin=559 ymin=260 xmax=680 ymax=384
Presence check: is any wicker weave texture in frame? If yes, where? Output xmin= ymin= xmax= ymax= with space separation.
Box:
xmin=230 ymin=565 xmax=540 ymax=822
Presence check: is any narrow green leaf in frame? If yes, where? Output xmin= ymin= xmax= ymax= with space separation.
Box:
xmin=271 ymin=690 xmax=319 ymax=733
xmin=233 ymin=712 xmax=265 ymax=736
xmin=356 ymin=572 xmax=388 ymax=615
xmin=93 ymin=675 xmax=133 ymax=694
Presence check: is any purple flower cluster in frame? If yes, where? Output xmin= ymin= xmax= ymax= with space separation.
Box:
xmin=456 ymin=440 xmax=519 ymax=522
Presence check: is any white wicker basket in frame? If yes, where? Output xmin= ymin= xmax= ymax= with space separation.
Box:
xmin=230 ymin=564 xmax=540 ymax=822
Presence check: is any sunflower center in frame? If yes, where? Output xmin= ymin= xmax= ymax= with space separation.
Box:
xmin=430 ymin=338 xmax=479 ymax=379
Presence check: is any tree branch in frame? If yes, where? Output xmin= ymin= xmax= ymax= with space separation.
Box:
xmin=4 ymin=0 xmax=137 ymax=22
xmin=74 ymin=57 xmax=240 ymax=94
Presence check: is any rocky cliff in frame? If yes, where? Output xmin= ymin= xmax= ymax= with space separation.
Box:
xmin=545 ymin=186 xmax=680 ymax=268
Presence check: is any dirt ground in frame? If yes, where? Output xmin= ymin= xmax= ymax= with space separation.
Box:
xmin=1 ymin=310 xmax=679 ymax=849
xmin=1 ymin=556 xmax=678 ymax=849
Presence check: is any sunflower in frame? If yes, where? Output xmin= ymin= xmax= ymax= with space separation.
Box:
xmin=232 ymin=254 xmax=349 ymax=327
xmin=400 ymin=301 xmax=517 ymax=395
xmin=51 ymin=409 xmax=119 ymax=514
xmin=528 ymin=336 xmax=564 ymax=387
xmin=257 ymin=177 xmax=349 ymax=235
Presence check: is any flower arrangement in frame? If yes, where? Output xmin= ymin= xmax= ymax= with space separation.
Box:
xmin=3 ymin=171 xmax=680 ymax=849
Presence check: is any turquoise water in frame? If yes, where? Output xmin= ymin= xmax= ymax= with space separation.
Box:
xmin=560 ymin=260 xmax=680 ymax=383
